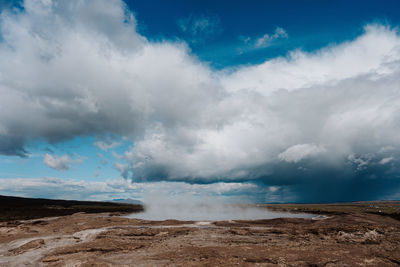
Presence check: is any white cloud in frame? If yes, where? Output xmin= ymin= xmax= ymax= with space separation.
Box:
xmin=94 ymin=140 xmax=122 ymax=151
xmin=0 ymin=177 xmax=139 ymax=200
xmin=278 ymin=144 xmax=326 ymax=163
xmin=254 ymin=27 xmax=288 ymax=48
xmin=238 ymin=27 xmax=288 ymax=54
xmin=43 ymin=153 xmax=85 ymax=171
xmin=112 ymin=151 xmax=124 ymax=159
xmin=0 ymin=177 xmax=267 ymax=202
xmin=379 ymin=157 xmax=393 ymax=165
xmin=113 ymin=162 xmax=129 ymax=177
xmin=223 ymin=24 xmax=400 ymax=95
xmin=177 ymin=14 xmax=221 ymax=43
xmin=43 ymin=154 xmax=72 ymax=171
xmin=0 ymin=1 xmax=400 ymax=188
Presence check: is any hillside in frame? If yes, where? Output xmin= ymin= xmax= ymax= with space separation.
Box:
xmin=0 ymin=195 xmax=144 ymax=222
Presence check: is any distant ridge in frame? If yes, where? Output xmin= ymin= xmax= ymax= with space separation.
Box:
xmin=0 ymin=194 xmax=143 ymax=222
xmin=109 ymin=198 xmax=143 ymax=205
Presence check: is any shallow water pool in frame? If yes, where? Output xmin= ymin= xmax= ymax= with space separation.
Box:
xmin=126 ymin=204 xmax=317 ymax=221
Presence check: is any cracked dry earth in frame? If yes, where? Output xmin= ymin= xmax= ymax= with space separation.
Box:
xmin=1 ymin=212 xmax=400 ymax=266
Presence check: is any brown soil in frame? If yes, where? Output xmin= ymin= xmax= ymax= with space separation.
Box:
xmin=1 ymin=210 xmax=400 ymax=266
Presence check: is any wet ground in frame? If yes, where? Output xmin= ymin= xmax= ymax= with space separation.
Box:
xmin=1 ymin=210 xmax=400 ymax=266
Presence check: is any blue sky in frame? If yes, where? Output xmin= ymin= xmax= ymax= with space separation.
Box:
xmin=127 ymin=0 xmax=400 ymax=67
xmin=0 ymin=0 xmax=400 ymax=203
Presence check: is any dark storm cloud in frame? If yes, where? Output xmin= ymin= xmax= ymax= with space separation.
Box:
xmin=0 ymin=135 xmax=27 ymax=157
xmin=257 ymin=151 xmax=400 ymax=202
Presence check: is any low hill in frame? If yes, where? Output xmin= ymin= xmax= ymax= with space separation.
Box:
xmin=109 ymin=198 xmax=143 ymax=205
xmin=0 ymin=195 xmax=144 ymax=222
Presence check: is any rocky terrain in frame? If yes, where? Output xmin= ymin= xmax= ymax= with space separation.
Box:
xmin=1 ymin=202 xmax=400 ymax=266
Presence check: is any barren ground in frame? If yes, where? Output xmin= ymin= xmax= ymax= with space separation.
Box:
xmin=1 ymin=204 xmax=400 ymax=266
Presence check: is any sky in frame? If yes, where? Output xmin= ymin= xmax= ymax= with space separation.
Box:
xmin=0 ymin=0 xmax=400 ymax=203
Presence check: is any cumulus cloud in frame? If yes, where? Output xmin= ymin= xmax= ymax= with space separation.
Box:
xmin=43 ymin=154 xmax=72 ymax=170
xmin=43 ymin=153 xmax=85 ymax=171
xmin=1 ymin=0 xmax=400 ymax=201
xmin=278 ymin=144 xmax=326 ymax=163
